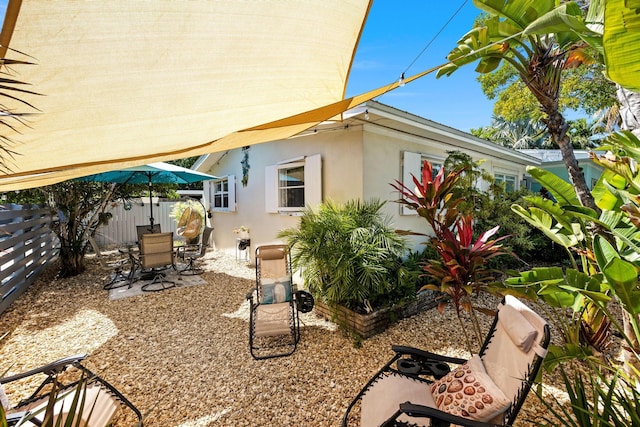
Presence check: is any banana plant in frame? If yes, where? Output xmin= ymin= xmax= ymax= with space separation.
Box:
xmin=510 ymin=131 xmax=640 ymax=369
xmin=437 ymin=0 xmax=600 ymax=209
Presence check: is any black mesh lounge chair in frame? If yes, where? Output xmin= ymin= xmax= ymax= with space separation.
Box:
xmin=176 ymin=226 xmax=214 ymax=275
xmin=0 ymin=354 xmax=143 ymax=426
xmin=246 ymin=244 xmax=314 ymax=360
xmin=342 ymin=295 xmax=550 ymax=427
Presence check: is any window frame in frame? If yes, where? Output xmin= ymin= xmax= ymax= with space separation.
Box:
xmin=208 ymin=175 xmax=236 ymax=212
xmin=494 ymin=172 xmax=518 ymax=192
xmin=277 ymin=160 xmax=306 ymax=211
xmin=265 ymin=154 xmax=321 ymax=214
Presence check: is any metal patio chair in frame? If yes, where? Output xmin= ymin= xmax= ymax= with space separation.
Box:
xmin=176 ymin=226 xmax=214 ymax=275
xmin=342 ymin=295 xmax=550 ymax=427
xmin=135 ymin=224 xmax=160 ymax=247
xmin=130 ymin=232 xmax=177 ymax=292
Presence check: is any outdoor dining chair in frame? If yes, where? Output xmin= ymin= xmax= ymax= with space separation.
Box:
xmin=131 ymin=232 xmax=177 ymax=292
xmin=0 ymin=354 xmax=142 ymax=426
xmin=135 ymin=224 xmax=160 ymax=247
xmin=246 ymin=244 xmax=314 ymax=360
xmin=342 ymin=295 xmax=550 ymax=427
xmin=176 ymin=226 xmax=214 ymax=275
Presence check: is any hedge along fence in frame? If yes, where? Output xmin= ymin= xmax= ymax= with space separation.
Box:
xmin=0 ymin=204 xmax=59 ymax=315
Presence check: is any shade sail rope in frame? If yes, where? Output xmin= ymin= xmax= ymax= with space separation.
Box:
xmin=401 ymin=0 xmax=469 ymax=76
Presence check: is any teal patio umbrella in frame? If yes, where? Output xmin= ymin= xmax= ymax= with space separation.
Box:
xmin=78 ymin=162 xmax=218 ymax=227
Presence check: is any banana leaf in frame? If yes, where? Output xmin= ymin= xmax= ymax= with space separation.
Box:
xmin=603 ymin=257 xmax=640 ymax=315
xmin=602 ymin=0 xmax=640 ymax=92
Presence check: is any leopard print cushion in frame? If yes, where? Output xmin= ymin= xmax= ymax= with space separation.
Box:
xmin=430 ymin=355 xmax=511 ymax=422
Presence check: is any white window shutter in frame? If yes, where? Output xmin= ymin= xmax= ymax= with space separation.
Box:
xmin=402 ymin=151 xmax=421 ymax=215
xmin=203 ymin=180 xmax=212 ymax=210
xmin=304 ymin=154 xmax=322 ymax=208
xmin=227 ymin=175 xmax=236 ymax=212
xmin=265 ymin=165 xmax=278 ymax=213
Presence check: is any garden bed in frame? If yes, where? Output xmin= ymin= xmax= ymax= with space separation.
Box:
xmin=314 ymin=290 xmax=438 ymax=338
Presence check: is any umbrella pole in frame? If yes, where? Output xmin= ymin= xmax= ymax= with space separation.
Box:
xmin=148 ymin=180 xmax=154 ymax=227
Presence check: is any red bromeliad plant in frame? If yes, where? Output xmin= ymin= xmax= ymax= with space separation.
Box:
xmin=391 ymin=160 xmax=514 ymax=351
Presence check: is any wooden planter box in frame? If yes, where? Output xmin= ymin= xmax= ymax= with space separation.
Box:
xmin=313 ymin=291 xmax=438 ymax=339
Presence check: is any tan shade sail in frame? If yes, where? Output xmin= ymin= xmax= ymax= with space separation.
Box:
xmin=0 ymin=0 xmax=373 ymax=190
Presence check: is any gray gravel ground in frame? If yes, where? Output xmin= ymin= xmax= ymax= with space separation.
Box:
xmin=0 ymin=249 xmax=568 ymax=426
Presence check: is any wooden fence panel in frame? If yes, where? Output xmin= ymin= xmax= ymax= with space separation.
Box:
xmin=0 ymin=204 xmax=59 ymax=314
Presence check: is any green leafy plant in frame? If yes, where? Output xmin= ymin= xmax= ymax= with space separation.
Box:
xmin=443 ymin=150 xmax=563 ymax=267
xmin=391 ymin=160 xmax=514 ymax=351
xmin=278 ymin=198 xmax=408 ymax=312
xmin=536 ymin=364 xmax=640 ymax=427
xmin=507 ymin=130 xmax=640 ymax=425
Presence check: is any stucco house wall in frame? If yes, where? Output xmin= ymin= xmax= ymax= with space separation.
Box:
xmin=200 ymin=125 xmax=366 ymax=253
xmin=195 ymin=101 xmax=539 ymax=256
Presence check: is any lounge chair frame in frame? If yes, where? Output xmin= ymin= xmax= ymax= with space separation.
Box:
xmin=247 ymin=244 xmax=309 ymax=360
xmin=342 ymin=296 xmax=551 ymax=427
xmin=1 ymin=354 xmax=143 ymax=426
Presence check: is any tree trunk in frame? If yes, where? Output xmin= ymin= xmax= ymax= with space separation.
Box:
xmin=545 ymin=110 xmax=598 ymax=210
xmin=58 ymin=243 xmax=86 ymax=277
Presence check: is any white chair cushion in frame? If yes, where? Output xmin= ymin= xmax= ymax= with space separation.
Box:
xmin=499 ymin=303 xmax=538 ymax=352
xmin=361 ymin=372 xmax=435 ymax=427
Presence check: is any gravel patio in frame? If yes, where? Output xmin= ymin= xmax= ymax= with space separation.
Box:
xmin=0 ymin=249 xmax=560 ymax=426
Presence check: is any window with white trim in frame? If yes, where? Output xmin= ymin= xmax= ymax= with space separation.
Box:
xmin=208 ymin=175 xmax=236 ymax=212
xmin=494 ymin=173 xmax=517 ymax=192
xmin=278 ymin=162 xmax=305 ymax=208
xmin=401 ymin=151 xmax=444 ymax=215
xmin=265 ymin=154 xmax=321 ymax=213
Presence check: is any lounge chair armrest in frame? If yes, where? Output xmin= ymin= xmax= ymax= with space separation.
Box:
xmin=6 ymin=411 xmax=28 ymax=425
xmin=396 ymin=402 xmax=498 ymax=427
xmin=391 ymin=345 xmax=467 ymax=365
xmin=0 ymin=354 xmax=88 ymax=384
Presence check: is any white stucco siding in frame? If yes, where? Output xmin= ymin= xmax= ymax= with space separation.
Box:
xmin=203 ymin=125 xmax=364 ymax=253
xmin=200 ymin=101 xmax=539 ymax=254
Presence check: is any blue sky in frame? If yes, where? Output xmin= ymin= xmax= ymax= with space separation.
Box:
xmin=346 ymin=1 xmax=494 ymax=132
xmin=0 ymin=1 xmax=490 ymax=132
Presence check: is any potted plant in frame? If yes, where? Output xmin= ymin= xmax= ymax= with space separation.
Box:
xmin=233 ymin=225 xmax=250 ymax=240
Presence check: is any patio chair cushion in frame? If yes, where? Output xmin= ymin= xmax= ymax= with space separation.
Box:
xmin=361 ymin=372 xmax=435 ymax=427
xmin=430 ymin=354 xmax=510 ymax=422
xmin=261 ymin=277 xmax=292 ymax=304
xmin=499 ymin=303 xmax=539 ymax=352
xmin=6 ymin=383 xmax=119 ymax=427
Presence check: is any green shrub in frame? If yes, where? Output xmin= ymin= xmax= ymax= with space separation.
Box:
xmin=278 ymin=199 xmax=409 ymax=312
